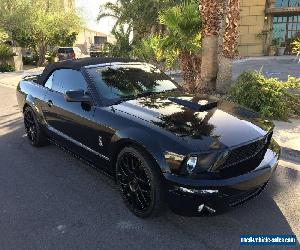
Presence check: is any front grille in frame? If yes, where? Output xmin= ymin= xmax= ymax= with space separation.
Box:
xmin=222 ymin=138 xmax=266 ymax=169
xmin=216 ymin=132 xmax=272 ymax=178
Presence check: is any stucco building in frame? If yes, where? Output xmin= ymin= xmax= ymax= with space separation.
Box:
xmin=60 ymin=0 xmax=111 ymax=54
xmin=239 ymin=0 xmax=300 ymax=56
xmin=75 ymin=28 xmax=108 ymax=54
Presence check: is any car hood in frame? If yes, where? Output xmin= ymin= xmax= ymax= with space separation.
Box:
xmin=113 ymin=92 xmax=274 ymax=149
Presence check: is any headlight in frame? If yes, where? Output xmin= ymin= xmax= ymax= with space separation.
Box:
xmin=165 ymin=151 xmax=228 ymax=176
xmin=183 ymin=152 xmax=224 ymax=175
xmin=186 ymin=157 xmax=198 ymax=173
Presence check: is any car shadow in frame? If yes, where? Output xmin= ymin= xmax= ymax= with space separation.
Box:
xmin=0 ymin=114 xmax=298 ymax=250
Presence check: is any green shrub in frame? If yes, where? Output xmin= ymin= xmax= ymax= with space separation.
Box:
xmin=0 ymin=63 xmax=15 ymax=72
xmin=227 ymin=72 xmax=300 ymax=121
xmin=0 ymin=30 xmax=9 ymax=43
xmin=0 ymin=44 xmax=15 ymax=60
xmin=292 ymin=39 xmax=300 ymax=54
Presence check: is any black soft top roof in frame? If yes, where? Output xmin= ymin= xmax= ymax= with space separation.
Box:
xmin=37 ymin=57 xmax=138 ymax=85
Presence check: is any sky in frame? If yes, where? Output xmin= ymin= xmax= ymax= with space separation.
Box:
xmin=75 ymin=0 xmax=116 ymax=35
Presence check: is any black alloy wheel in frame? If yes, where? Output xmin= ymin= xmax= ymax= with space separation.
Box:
xmin=116 ymin=147 xmax=165 ymax=218
xmin=24 ymin=107 xmax=48 ymax=147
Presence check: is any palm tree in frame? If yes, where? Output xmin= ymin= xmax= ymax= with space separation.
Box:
xmin=98 ymin=0 xmax=181 ymax=42
xmin=216 ymin=0 xmax=240 ymax=93
xmin=158 ymin=1 xmax=202 ymax=90
xmin=104 ymin=25 xmax=133 ymax=58
xmin=197 ymin=0 xmax=223 ymax=93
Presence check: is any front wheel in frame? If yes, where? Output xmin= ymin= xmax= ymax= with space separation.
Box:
xmin=116 ymin=146 xmax=166 ymax=218
xmin=24 ymin=106 xmax=48 ymax=147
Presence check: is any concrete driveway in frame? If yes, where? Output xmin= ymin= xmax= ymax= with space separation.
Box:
xmin=0 ymin=67 xmax=44 ymax=89
xmin=0 ymin=85 xmax=299 ymax=249
xmin=232 ymin=56 xmax=300 ymax=81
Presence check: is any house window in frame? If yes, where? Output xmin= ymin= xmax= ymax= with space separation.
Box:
xmin=273 ymin=15 xmax=300 ymax=40
xmin=275 ymin=0 xmax=300 ymax=7
xmin=94 ymin=36 xmax=107 ymax=45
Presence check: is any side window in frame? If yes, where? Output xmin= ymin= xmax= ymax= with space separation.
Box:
xmin=44 ymin=74 xmax=53 ymax=89
xmin=51 ymin=69 xmax=88 ymax=94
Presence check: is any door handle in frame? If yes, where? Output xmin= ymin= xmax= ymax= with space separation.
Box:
xmin=47 ymin=100 xmax=53 ymax=107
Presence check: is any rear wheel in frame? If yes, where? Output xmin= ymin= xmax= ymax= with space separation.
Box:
xmin=24 ymin=106 xmax=48 ymax=147
xmin=116 ymin=146 xmax=165 ymax=218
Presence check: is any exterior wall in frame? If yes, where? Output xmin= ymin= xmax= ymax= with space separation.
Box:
xmin=107 ymin=34 xmax=117 ymax=44
xmin=12 ymin=47 xmax=23 ymax=71
xmin=238 ymin=0 xmax=267 ymax=57
xmin=75 ymin=29 xmax=108 ymax=54
xmin=0 ymin=47 xmax=23 ymax=71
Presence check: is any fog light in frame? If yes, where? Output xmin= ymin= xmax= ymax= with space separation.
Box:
xmin=186 ymin=156 xmax=197 ymax=173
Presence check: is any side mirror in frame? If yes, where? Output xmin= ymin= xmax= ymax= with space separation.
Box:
xmin=64 ymin=89 xmax=92 ymax=104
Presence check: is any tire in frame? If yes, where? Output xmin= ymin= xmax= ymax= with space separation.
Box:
xmin=23 ymin=106 xmax=49 ymax=147
xmin=116 ymin=146 xmax=166 ymax=218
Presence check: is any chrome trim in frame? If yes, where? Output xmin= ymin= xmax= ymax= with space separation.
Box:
xmin=48 ymin=126 xmax=109 ymax=161
xmin=83 ymin=62 xmax=148 ymax=69
xmin=175 ymin=186 xmax=219 ymax=195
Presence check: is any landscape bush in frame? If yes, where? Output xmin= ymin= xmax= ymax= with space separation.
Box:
xmin=227 ymin=72 xmax=300 ymax=121
xmin=0 ymin=63 xmax=15 ymax=72
xmin=292 ymin=39 xmax=300 ymax=55
xmin=0 ymin=44 xmax=15 ymax=60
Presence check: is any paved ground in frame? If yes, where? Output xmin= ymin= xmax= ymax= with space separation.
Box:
xmin=167 ymin=56 xmax=300 ymax=82
xmin=232 ymin=56 xmax=300 ymax=81
xmin=0 ymin=84 xmax=299 ymax=249
xmin=273 ymin=119 xmax=300 ymax=153
xmin=0 ymin=67 xmax=44 ymax=89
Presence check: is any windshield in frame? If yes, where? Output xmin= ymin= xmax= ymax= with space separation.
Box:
xmin=86 ymin=63 xmax=178 ymax=103
xmin=58 ymin=48 xmax=73 ymax=53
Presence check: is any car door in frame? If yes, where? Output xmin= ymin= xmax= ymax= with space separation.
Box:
xmin=42 ymin=69 xmax=105 ymax=160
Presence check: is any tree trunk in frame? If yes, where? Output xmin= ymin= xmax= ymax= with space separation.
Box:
xmin=180 ymin=51 xmax=195 ymax=90
xmin=216 ymin=56 xmax=233 ymax=93
xmin=198 ymin=35 xmax=218 ymax=92
xmin=216 ymin=0 xmax=229 ymax=93
xmin=216 ymin=0 xmax=240 ymax=93
xmin=179 ymin=51 xmax=202 ymax=91
xmin=37 ymin=43 xmax=47 ymax=66
xmin=192 ymin=53 xmax=202 ymax=90
xmin=197 ymin=0 xmax=223 ymax=94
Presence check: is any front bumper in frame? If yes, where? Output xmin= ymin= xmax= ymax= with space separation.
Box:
xmin=164 ymin=143 xmax=280 ymax=216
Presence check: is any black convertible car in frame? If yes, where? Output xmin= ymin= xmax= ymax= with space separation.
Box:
xmin=16 ymin=58 xmax=280 ymax=218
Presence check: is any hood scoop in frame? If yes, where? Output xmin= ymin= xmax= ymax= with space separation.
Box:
xmin=168 ymin=97 xmax=218 ymax=112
